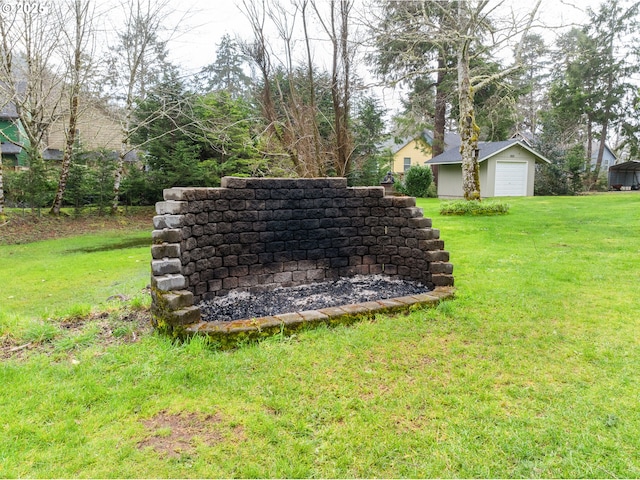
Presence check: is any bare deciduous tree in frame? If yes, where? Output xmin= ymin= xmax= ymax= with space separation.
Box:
xmin=50 ymin=0 xmax=97 ymax=215
xmin=106 ymin=0 xmax=177 ymax=213
xmin=0 ymin=142 xmax=4 ymax=216
xmin=241 ymin=0 xmax=320 ymax=177
xmin=0 ymin=5 xmax=65 ymax=170
xmin=0 ymin=94 xmax=11 ymax=216
xmin=314 ymin=0 xmax=355 ymax=177
xmin=241 ymin=0 xmax=360 ymax=178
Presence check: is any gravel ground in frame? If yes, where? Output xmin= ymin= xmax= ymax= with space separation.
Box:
xmin=198 ymin=275 xmax=431 ymax=322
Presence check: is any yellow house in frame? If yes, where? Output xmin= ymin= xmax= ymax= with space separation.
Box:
xmin=387 ymin=130 xmax=461 ymax=179
xmin=390 ymin=137 xmax=432 ymax=177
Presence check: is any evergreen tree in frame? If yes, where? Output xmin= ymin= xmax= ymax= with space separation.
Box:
xmin=371 ymin=1 xmax=458 ymax=157
xmin=198 ymin=34 xmax=252 ymax=98
xmin=513 ymin=33 xmax=550 ymax=139
xmin=548 ymin=0 xmax=639 ymax=183
xmin=350 ymin=95 xmax=390 ymax=186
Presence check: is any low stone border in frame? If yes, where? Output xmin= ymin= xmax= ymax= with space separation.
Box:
xmin=179 ymin=286 xmax=454 ymax=348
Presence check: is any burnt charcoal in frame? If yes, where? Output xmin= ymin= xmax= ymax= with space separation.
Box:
xmin=198 ymin=275 xmax=430 ymax=322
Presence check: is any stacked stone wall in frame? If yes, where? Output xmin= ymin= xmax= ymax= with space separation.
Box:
xmin=151 ymin=177 xmax=453 ymax=330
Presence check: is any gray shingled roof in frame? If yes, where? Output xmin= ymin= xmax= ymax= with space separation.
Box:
xmin=0 ymin=102 xmax=18 ymax=119
xmin=423 ymin=131 xmax=461 ymax=149
xmin=381 ymin=130 xmax=461 ymax=154
xmin=426 ymin=139 xmax=551 ymax=165
xmin=609 ymin=160 xmax=640 ymax=172
xmin=43 ymin=148 xmax=63 ymax=161
xmin=1 ymin=142 xmax=22 ymax=154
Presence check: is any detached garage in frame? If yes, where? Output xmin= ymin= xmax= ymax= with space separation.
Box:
xmin=425 ymin=140 xmax=551 ymax=198
xmin=608 ymin=160 xmax=640 ymax=190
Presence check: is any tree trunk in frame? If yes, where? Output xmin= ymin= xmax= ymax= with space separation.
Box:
xmin=431 ymin=53 xmax=448 ymax=186
xmin=338 ymin=0 xmax=352 ymax=178
xmin=112 ymin=113 xmax=130 ymax=214
xmin=433 ymin=55 xmax=447 ymax=157
xmin=458 ymin=40 xmax=481 ymax=201
xmin=112 ymin=146 xmax=126 ymax=214
xmin=0 ymin=144 xmax=4 ymax=216
xmin=593 ymin=117 xmax=609 ymax=182
xmin=593 ymin=65 xmax=615 ymax=183
xmin=301 ymin=0 xmax=322 ymax=174
xmin=328 ymin=0 xmax=352 ymax=178
xmin=51 ymin=91 xmax=79 ymax=215
xmin=586 ymin=117 xmax=593 ymax=167
xmin=51 ymin=0 xmax=87 ymax=216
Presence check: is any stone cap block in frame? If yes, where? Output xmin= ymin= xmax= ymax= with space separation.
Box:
xmin=152 ymin=274 xmax=187 ymax=292
xmin=153 ymin=214 xmax=185 ymax=229
xmin=156 ymin=201 xmax=188 ymax=215
xmin=221 ymin=177 xmax=248 ymax=189
xmin=400 ymin=207 xmax=423 ymax=218
xmin=429 ymin=262 xmax=454 ymax=274
xmin=327 ymin=178 xmax=348 ymax=188
xmin=152 ymin=258 xmax=182 ymax=276
xmin=163 ymin=188 xmax=190 ymax=201
xmin=368 ymin=187 xmax=385 ymax=198
xmin=414 ymin=228 xmax=440 ymax=240
xmin=431 ymin=273 xmax=454 ymax=287
xmin=151 ymin=243 xmax=181 ymax=259
xmin=163 ymin=187 xmax=212 ymax=201
xmin=424 ymin=250 xmax=450 ymax=262
xmin=392 ymin=196 xmax=416 ymax=208
xmin=152 ymin=229 xmax=182 ymax=244
xmin=162 ymin=290 xmax=194 ymax=310
xmin=408 ymin=217 xmax=432 ymax=228
xmin=167 ymin=306 xmax=201 ymax=326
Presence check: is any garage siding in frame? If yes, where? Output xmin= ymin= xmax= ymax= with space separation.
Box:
xmin=435 ymin=146 xmax=539 ymax=198
xmin=436 ymin=162 xmax=489 ymax=199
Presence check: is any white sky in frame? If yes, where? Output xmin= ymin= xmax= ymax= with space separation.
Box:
xmin=158 ymin=0 xmax=602 ymax=116
xmin=167 ymin=0 xmax=599 ymax=74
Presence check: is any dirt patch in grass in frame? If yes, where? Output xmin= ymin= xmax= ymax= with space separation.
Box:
xmin=0 ymin=207 xmax=155 ymax=245
xmin=0 ymin=308 xmax=154 ymax=361
xmin=61 ymin=308 xmax=154 ymax=346
xmin=138 ymin=410 xmax=245 ymax=458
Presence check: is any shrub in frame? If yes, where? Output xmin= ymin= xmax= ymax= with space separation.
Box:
xmin=396 ymin=165 xmax=433 ymax=197
xmin=4 ymin=159 xmax=56 ymax=211
xmin=440 ymin=200 xmax=510 ymax=216
xmin=534 ymin=145 xmax=585 ymax=196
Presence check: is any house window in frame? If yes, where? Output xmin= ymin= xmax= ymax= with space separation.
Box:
xmin=404 ymin=157 xmax=411 ymax=172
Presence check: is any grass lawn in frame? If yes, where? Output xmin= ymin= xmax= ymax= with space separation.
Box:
xmin=1 ymin=194 xmax=639 ymax=477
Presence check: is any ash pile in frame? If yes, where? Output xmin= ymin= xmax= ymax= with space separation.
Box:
xmin=198 ymin=275 xmax=431 ymax=322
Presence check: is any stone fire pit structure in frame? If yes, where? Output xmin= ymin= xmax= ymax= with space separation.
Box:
xmin=151 ymin=177 xmax=454 ymax=344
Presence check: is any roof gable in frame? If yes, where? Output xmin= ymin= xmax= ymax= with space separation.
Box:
xmin=608 ymin=160 xmax=640 ymax=172
xmin=426 ymin=140 xmax=551 ymax=165
xmin=384 ymin=130 xmax=461 ymax=155
xmin=590 ymin=141 xmax=617 ymax=162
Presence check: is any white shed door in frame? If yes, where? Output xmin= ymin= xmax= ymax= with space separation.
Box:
xmin=495 ymin=161 xmax=527 ymax=196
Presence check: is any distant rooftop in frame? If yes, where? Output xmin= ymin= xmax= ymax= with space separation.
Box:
xmin=1 ymin=142 xmax=22 ymax=154
xmin=426 ymin=139 xmax=551 ymax=165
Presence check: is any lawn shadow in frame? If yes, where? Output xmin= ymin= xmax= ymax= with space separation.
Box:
xmin=64 ymin=237 xmax=150 ymax=254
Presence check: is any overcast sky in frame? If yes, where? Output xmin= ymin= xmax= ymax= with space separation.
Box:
xmin=167 ymin=0 xmax=599 ymax=75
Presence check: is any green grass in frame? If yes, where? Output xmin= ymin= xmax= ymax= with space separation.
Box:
xmin=0 ymin=231 xmax=150 ymax=319
xmin=1 ymin=194 xmax=640 ymax=477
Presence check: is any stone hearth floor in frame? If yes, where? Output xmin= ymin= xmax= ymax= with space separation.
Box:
xmin=184 ymin=286 xmax=455 ymax=342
